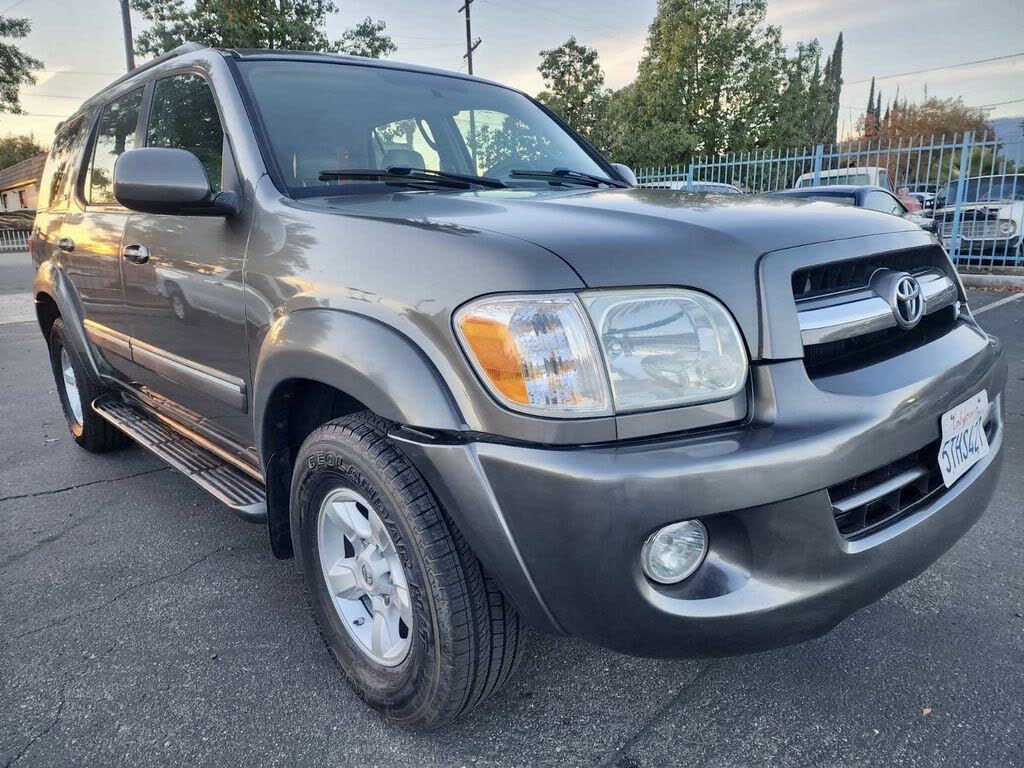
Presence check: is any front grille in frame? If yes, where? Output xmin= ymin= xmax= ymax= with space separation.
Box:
xmin=793 ymin=247 xmax=960 ymax=376
xmin=791 ymin=248 xmax=942 ymax=301
xmin=828 ymin=417 xmax=995 ymax=540
xmin=803 ymin=305 xmax=957 ymax=377
xmin=937 ymin=211 xmax=1003 ymax=240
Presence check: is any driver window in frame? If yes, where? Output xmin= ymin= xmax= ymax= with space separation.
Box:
xmin=147 ymin=74 xmax=225 ymax=191
xmin=372 ymin=119 xmax=441 ymax=172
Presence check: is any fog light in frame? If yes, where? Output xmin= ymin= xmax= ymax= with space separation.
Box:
xmin=641 ymin=520 xmax=708 ymax=584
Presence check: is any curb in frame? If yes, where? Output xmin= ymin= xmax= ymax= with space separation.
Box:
xmin=959 ymin=273 xmax=1024 ymax=291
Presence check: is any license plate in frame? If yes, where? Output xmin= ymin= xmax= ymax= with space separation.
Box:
xmin=938 ymin=391 xmax=989 ymax=488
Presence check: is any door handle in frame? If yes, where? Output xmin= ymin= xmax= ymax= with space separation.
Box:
xmin=122 ymin=244 xmax=150 ymax=265
xmin=58 ymin=237 xmax=75 ymax=253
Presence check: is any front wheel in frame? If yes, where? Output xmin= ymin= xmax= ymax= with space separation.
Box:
xmin=292 ymin=413 xmax=523 ymax=729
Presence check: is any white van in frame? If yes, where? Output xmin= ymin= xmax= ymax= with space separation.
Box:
xmin=795 ymin=166 xmax=891 ymax=190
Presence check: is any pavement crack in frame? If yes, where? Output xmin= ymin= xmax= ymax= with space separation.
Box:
xmin=4 ymin=681 xmax=66 ymax=768
xmin=0 ymin=466 xmax=170 ymax=504
xmin=599 ymin=663 xmax=718 ymax=768
xmin=11 ymin=545 xmax=226 ymax=641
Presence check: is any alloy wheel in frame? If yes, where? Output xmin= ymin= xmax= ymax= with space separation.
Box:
xmin=316 ymin=487 xmax=413 ymax=666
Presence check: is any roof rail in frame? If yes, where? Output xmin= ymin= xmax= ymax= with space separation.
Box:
xmin=104 ymin=42 xmax=208 ymax=92
xmin=64 ymin=41 xmax=208 ymax=123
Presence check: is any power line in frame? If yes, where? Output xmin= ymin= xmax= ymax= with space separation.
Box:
xmin=0 ymin=111 xmax=70 ymax=118
xmin=36 ymin=69 xmax=122 ymax=76
xmin=847 ymin=52 xmax=1024 ymax=86
xmin=0 ymin=0 xmax=29 ymax=15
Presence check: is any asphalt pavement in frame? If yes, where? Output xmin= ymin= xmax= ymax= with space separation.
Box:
xmin=1 ymin=251 xmax=1022 ymax=767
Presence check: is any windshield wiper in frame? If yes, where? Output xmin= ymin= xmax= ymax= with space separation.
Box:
xmin=509 ymin=167 xmax=630 ymax=188
xmin=319 ymin=166 xmax=507 ymax=189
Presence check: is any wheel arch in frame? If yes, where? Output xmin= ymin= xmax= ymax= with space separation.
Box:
xmin=33 ymin=261 xmax=102 ymax=383
xmin=252 ymin=309 xmax=465 ymax=558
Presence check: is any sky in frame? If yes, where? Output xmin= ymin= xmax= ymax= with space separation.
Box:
xmin=2 ymin=0 xmax=1023 ymax=146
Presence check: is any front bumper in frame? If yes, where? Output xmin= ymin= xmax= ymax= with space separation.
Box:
xmin=399 ymin=322 xmax=1006 ymax=657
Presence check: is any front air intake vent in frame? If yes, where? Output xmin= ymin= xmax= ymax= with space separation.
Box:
xmin=791 ymin=247 xmax=947 ymax=301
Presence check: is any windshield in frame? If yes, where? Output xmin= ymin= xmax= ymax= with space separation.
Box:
xmin=798 ymin=172 xmax=871 ymax=188
xmin=937 ymin=176 xmax=1024 ymax=206
xmin=237 ymin=60 xmax=611 ymax=197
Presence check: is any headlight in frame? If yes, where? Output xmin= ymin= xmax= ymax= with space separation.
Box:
xmin=454 ymin=295 xmax=612 ymax=417
xmin=455 ymin=289 xmax=748 ymax=417
xmin=582 ymin=289 xmax=748 ymax=411
xmin=998 ymin=220 xmax=1017 ymax=236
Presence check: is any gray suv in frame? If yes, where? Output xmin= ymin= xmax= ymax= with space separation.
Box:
xmin=31 ymin=44 xmax=1005 ymax=728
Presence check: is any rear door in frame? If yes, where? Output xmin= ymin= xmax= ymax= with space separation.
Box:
xmin=120 ymin=71 xmax=253 ymax=445
xmin=59 ymin=88 xmax=145 ymax=370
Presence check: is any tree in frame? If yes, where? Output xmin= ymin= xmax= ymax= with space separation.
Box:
xmin=535 ymin=37 xmax=609 ymax=142
xmin=817 ymin=33 xmax=843 ymax=144
xmin=603 ymin=0 xmax=789 ymax=167
xmin=858 ymin=95 xmax=991 ymax=140
xmin=336 ymin=17 xmax=396 ymax=58
xmin=766 ymin=39 xmax=825 ymax=148
xmin=863 ymin=77 xmax=878 ymax=137
xmin=0 ymin=134 xmax=44 ymax=169
xmin=132 ymin=0 xmax=395 ymax=58
xmin=0 ymin=14 xmax=43 ymax=115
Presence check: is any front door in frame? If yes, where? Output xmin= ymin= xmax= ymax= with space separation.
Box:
xmin=120 ymin=72 xmax=253 ymax=446
xmin=60 ymin=88 xmax=145 ymax=373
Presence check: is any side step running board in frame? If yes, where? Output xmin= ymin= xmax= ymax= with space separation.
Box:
xmin=93 ymin=394 xmax=267 ymax=523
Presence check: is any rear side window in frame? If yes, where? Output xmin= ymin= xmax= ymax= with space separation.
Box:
xmin=37 ymin=115 xmax=86 ymax=210
xmin=146 ymin=74 xmax=225 ymax=191
xmin=86 ymin=88 xmax=144 ymax=205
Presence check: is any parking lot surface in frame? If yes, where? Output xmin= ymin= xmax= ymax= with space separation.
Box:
xmin=1 ymin=272 xmax=1022 ymax=767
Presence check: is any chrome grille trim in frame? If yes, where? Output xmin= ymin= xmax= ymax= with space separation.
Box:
xmin=798 ymin=268 xmax=957 ymax=346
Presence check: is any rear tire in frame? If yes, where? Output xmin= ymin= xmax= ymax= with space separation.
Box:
xmin=47 ymin=318 xmax=129 ymax=453
xmin=292 ymin=412 xmax=522 ymax=729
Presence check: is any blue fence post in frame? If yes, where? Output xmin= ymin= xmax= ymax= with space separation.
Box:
xmin=812 ymin=144 xmax=824 ymax=186
xmin=947 ymin=131 xmax=974 ymax=266
xmin=685 ymin=162 xmax=694 ymax=190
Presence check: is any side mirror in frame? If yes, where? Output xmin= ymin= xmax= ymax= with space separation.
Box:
xmin=113 ymin=147 xmax=239 ymax=216
xmin=610 ymin=162 xmax=637 ymax=187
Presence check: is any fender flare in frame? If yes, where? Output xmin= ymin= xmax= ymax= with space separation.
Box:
xmin=33 ymin=261 xmax=103 ymax=383
xmin=252 ymin=308 xmax=464 ymax=467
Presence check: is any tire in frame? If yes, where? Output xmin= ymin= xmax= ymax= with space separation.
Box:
xmin=292 ymin=412 xmax=522 ymax=729
xmin=47 ymin=318 xmax=129 ymax=453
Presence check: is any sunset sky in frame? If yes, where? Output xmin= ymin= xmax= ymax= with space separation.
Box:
xmin=2 ymin=0 xmax=1022 ymax=145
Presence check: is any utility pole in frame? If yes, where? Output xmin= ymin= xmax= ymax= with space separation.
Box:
xmin=457 ymin=1 xmax=481 ymax=168
xmin=119 ymin=0 xmax=135 ymax=72
xmin=457 ymin=0 xmax=481 ymax=75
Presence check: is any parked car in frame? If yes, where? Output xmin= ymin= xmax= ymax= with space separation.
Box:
xmin=770 ymin=185 xmax=934 ymax=230
xmin=643 ymin=180 xmax=742 ymax=194
xmin=795 ymin=167 xmax=921 ymax=211
xmin=932 ymin=175 xmax=1024 ymax=259
xmin=32 ymin=44 xmax=1006 ymax=729
xmin=906 ymin=190 xmax=936 ymax=211
xmin=894 ymin=185 xmax=923 ymax=213
xmin=795 ymin=166 xmax=891 ymax=189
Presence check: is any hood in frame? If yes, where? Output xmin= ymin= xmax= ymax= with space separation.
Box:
xmin=308 ymin=188 xmax=922 ymax=351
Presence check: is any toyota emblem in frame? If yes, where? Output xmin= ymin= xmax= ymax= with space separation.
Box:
xmin=892 ymin=274 xmax=924 ymax=329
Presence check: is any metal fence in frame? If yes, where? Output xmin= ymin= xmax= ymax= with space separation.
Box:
xmin=0 ymin=228 xmax=30 ymax=253
xmin=636 ymin=130 xmax=1024 ymax=267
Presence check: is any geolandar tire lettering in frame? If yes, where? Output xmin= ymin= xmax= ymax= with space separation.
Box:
xmin=290 ymin=411 xmax=522 ymax=729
